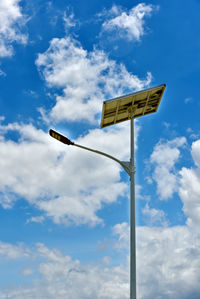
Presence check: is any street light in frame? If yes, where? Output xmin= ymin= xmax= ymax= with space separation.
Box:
xmin=49 ymin=84 xmax=166 ymax=299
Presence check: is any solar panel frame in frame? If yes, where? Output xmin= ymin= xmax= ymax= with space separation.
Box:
xmin=100 ymin=84 xmax=166 ymax=128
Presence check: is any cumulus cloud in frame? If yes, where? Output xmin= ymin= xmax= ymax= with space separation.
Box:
xmin=0 ymin=120 xmax=139 ymax=225
xmin=148 ymin=136 xmax=200 ymax=228
xmin=36 ymin=35 xmax=152 ymax=124
xmin=137 ymin=225 xmax=200 ymax=299
xmin=102 ymin=3 xmax=158 ymax=41
xmin=179 ymin=139 xmax=200 ymax=228
xmin=150 ymin=137 xmax=187 ymax=200
xmin=1 ymin=224 xmax=200 ymax=298
xmin=0 ymin=0 xmax=27 ymax=57
xmin=113 ymin=222 xmax=200 ymax=299
xmin=0 ymin=241 xmax=129 ymax=299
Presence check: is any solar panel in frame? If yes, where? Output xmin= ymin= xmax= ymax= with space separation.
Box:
xmin=100 ymin=84 xmax=166 ymax=128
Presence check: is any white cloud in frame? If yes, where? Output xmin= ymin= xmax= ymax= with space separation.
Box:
xmin=26 ymin=216 xmax=45 ymax=224
xmin=112 ymin=222 xmax=200 ymax=299
xmin=63 ymin=10 xmax=77 ymax=30
xmin=149 ymin=137 xmax=200 ymax=229
xmin=77 ymin=120 xmax=140 ymax=160
xmin=179 ymin=139 xmax=200 ymax=228
xmin=137 ymin=225 xmax=200 ymax=299
xmin=22 ymin=268 xmax=33 ymax=276
xmin=36 ymin=35 xmax=152 ymax=124
xmin=2 ymin=224 xmax=200 ymax=298
xmin=150 ymin=137 xmax=187 ymax=200
xmin=23 ymin=89 xmax=38 ymax=99
xmin=0 ymin=241 xmax=30 ymax=259
xmin=102 ymin=3 xmax=158 ymax=41
xmin=112 ymin=222 xmax=129 ymax=250
xmin=0 ymin=0 xmax=27 ymax=57
xmin=0 ymin=242 xmax=129 ymax=299
xmin=0 ymin=121 xmax=137 ymax=225
xmin=142 ymin=203 xmax=169 ymax=226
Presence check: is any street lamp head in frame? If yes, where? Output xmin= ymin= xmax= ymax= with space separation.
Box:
xmin=49 ymin=129 xmax=74 ymax=145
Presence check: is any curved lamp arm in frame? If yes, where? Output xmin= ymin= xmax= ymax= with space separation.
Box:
xmin=49 ymin=129 xmax=130 ymax=175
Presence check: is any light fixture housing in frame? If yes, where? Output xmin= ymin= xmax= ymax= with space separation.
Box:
xmin=49 ymin=129 xmax=74 ymax=145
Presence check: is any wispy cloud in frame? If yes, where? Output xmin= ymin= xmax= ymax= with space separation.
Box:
xmin=0 ymin=68 xmax=6 ymax=76
xmin=0 ymin=241 xmax=30 ymax=259
xmin=184 ymin=97 xmax=193 ymax=104
xmin=142 ymin=203 xmax=169 ymax=227
xmin=26 ymin=215 xmax=45 ymax=224
xmin=101 ymin=3 xmax=159 ymax=41
xmin=0 ymin=0 xmax=28 ymax=57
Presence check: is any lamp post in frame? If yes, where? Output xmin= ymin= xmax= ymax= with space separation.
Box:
xmin=49 ymin=84 xmax=166 ymax=299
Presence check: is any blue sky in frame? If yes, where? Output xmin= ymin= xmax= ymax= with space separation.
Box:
xmin=0 ymin=0 xmax=200 ymax=298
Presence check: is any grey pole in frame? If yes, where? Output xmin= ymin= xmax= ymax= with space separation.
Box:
xmin=130 ymin=114 xmax=136 ymax=299
xmin=49 ymin=122 xmax=137 ymax=298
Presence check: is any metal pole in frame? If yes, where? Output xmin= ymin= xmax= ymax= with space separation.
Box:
xmin=130 ymin=115 xmax=136 ymax=299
